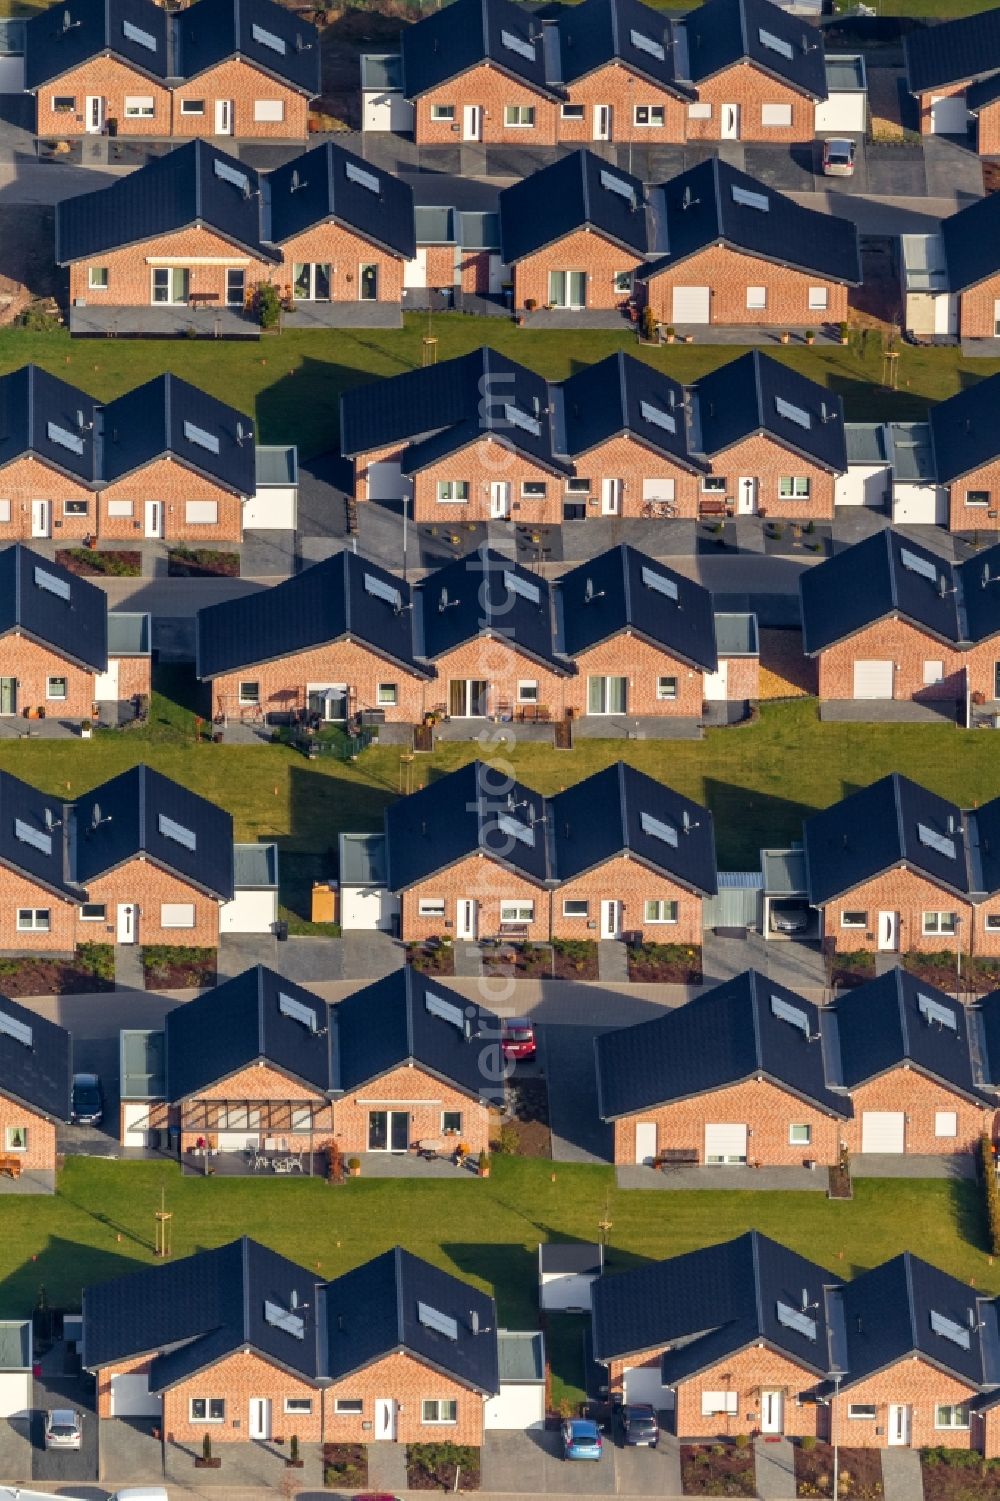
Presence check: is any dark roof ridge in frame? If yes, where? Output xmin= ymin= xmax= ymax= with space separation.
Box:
xmin=241 ymin=1234 xmax=251 ymax=1344
xmin=750 ymin=1230 xmax=765 ymax=1339
xmin=581 ymin=150 xmax=591 ymax=224
xmin=894 ymin=967 xmax=910 ymax=1062
xmin=749 ymin=971 xmax=764 ymax=1075
xmin=394 ymin=1245 xmax=406 ymax=1348
xmin=885 ymin=528 xmax=900 ymax=614
xmin=257 ymin=965 xmax=266 ymax=1058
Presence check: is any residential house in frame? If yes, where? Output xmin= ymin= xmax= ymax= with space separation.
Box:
xmin=801 ymin=772 xmax=1000 ymax=958
xmin=0 ymin=544 xmax=150 ymax=720
xmin=905 ymin=7 xmax=1000 ymax=151
xmin=903 ymin=192 xmax=1000 ymax=344
xmin=56 ymin=138 xmax=416 ymax=334
xmin=927 ymin=372 xmax=1000 ymax=533
xmin=129 ymin=963 xmax=502 ymax=1162
xmin=800 ymin=527 xmax=1000 ymax=706
xmin=499 ymin=153 xmax=860 ymax=323
xmin=595 ymin=965 xmax=998 ymax=1167
xmin=384 ymin=758 xmax=716 ymax=944
xmin=0 ymin=994 xmax=70 ymax=1178
xmin=339 ymin=346 xmax=847 ymax=523
xmin=590 ymin=1230 xmax=1000 ymax=1453
xmin=25 ymin=0 xmax=320 ymax=140
xmin=82 ymin=1236 xmax=500 ymax=1445
xmin=398 ymin=0 xmax=827 ymax=147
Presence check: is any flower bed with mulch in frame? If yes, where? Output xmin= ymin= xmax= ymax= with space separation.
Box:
xmin=482 ymin=941 xmax=551 ymax=978
xmin=405 ymin=941 xmax=455 ymax=976
xmin=795 ymin=1439 xmax=883 ymax=1497
xmin=681 ymin=1441 xmax=755 ymax=1496
xmin=829 ymin=950 xmax=875 ymax=989
xmin=167 ymin=546 xmax=240 ymax=578
xmin=498 ymin=1078 xmax=551 ymax=1158
xmin=901 ymin=949 xmax=1000 ymax=996
xmin=406 ymin=1442 xmax=480 ymax=1491
xmin=141 ymin=946 xmax=216 ymax=990
xmin=922 ymin=1447 xmax=1000 ymax=1501
xmin=0 ymin=942 xmax=114 ymax=997
xmin=627 ymin=942 xmax=702 ymax=984
xmin=552 ymin=938 xmax=599 ymax=980
xmin=55 ymin=548 xmax=141 ymax=577
xmin=322 ymin=1442 xmax=367 ymax=1489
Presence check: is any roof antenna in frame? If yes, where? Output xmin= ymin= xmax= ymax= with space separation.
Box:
xmin=235 ymin=420 xmax=253 ymax=447
xmin=584 ymin=577 xmax=605 ymax=604
xmin=290 ymin=169 xmax=308 ymax=194
xmin=681 ymin=185 xmax=698 ymax=211
xmin=90 ymin=802 xmax=111 ymax=832
xmin=44 ymin=806 xmax=62 ymax=833
xmin=682 ymin=810 xmax=700 ymax=835
xmin=438 ymin=588 xmax=459 ymax=613
xmin=76 ymin=408 xmax=93 ymax=434
xmin=61 ymin=8 xmax=81 ymax=29
xmin=801 ymin=30 xmax=818 ymax=51
xmin=938 ymin=575 xmax=958 ymax=598
xmin=294 ymin=32 xmax=313 ymax=50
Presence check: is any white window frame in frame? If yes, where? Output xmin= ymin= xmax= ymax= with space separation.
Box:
xmin=761 ymin=102 xmax=793 ymax=126
xmin=185 ymin=500 xmax=218 ymax=525
xmin=701 ymin=1391 xmax=738 ymax=1416
xmin=430 ymin=104 xmax=455 ymax=122
xmin=88 ymin=266 xmax=108 ymax=290
xmin=779 ymin=476 xmax=811 ymax=498
xmin=987 ymin=913 xmax=1000 ymax=931
xmin=436 ymin=481 xmax=469 ymax=503
xmin=789 ymin=1123 xmax=811 ymax=1145
xmin=441 ymin=1109 xmax=462 ymax=1134
xmin=180 ymin=98 xmax=205 ymax=115
xmin=124 ymin=95 xmax=155 ymax=118
xmin=0 ymin=500 xmax=10 ymax=522
xmin=79 ymin=903 xmax=106 ymax=922
xmin=17 ymin=909 xmax=49 ymax=932
xmin=500 ymin=900 xmax=534 ymax=924
xmin=565 ymin=478 xmax=590 ymax=495
xmin=106 ymin=499 xmax=133 ymax=518
xmin=561 ymin=103 xmax=585 ymax=120
xmin=657 ymin=676 xmax=678 ymax=701
xmin=934 ymin=1403 xmax=970 ymax=1430
xmin=923 ymin=660 xmax=944 ymax=685
xmin=418 ymin=898 xmax=445 ymax=918
xmin=64 ymin=500 xmax=88 ymax=516
xmin=848 ymin=1404 xmax=876 ymax=1420
xmin=161 ymin=903 xmax=196 ymax=929
xmin=841 ymin=911 xmax=867 ymax=929
xmin=377 ymin=682 xmax=398 ymax=706
xmin=701 ymin=475 xmax=726 ymax=494
xmin=4 ymin=1125 xmax=28 ymax=1151
xmin=633 ymin=104 xmax=664 ymax=126
xmin=189 ymin=1398 xmax=226 ymax=1423
xmin=421 ymin=1398 xmax=458 ymax=1425
xmin=923 ymin=910 xmax=957 ymax=935
xmin=562 ymin=899 xmax=589 ymax=918
xmin=517 ymin=680 xmax=538 ymax=703
xmin=283 ymin=1398 xmax=313 ymax=1415
xmin=934 ymin=1110 xmax=958 ymax=1138
xmin=52 ymin=94 xmax=76 ymax=113
xmin=520 ymin=481 xmax=546 ymax=499
xmin=746 ymin=286 xmax=766 ymax=310
xmin=613 ymin=270 xmax=633 ymax=294
xmin=808 ymin=286 xmax=829 ymax=312
xmin=504 ymin=105 xmax=535 ymax=127
xmin=644 ymin=899 xmax=678 ymax=924
xmin=966 ymin=490 xmax=990 ymax=508
xmin=46 ymin=676 xmax=68 ymax=701
xmin=334 ymin=1398 xmax=363 ymax=1415
xmin=238 ymin=681 xmax=260 ymax=706
xmin=254 ymin=99 xmax=284 ymax=122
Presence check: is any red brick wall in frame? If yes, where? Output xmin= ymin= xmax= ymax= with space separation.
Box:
xmin=426 ymin=638 xmax=570 ymax=721
xmin=814 ymin=619 xmax=1000 ymax=703
xmin=401 ymin=854 xmax=548 ymax=944
xmin=170 ymin=60 xmax=309 ymax=139
xmin=560 ymin=67 xmax=687 ymax=144
xmin=566 ymin=636 xmax=706 ymax=718
xmin=610 ymin=1078 xmax=842 ymax=1167
xmin=163 ymin=1351 xmax=322 ymax=1444
xmin=277 ymin=224 xmax=403 ymax=306
xmin=551 ymin=855 xmax=703 ymax=943
xmin=117 ymin=654 xmax=153 ymax=701
xmin=945 ymin=458 xmax=1000 ymax=532
xmin=99 ymin=457 xmax=243 ymax=544
xmin=322 ymin=1351 xmax=486 ymax=1445
xmin=176 ymin=1060 xmax=334 ymax=1154
xmin=35 ymin=59 xmax=171 ymax=137
xmin=844 ymin=1067 xmax=991 ymax=1156
xmin=707 ymin=434 xmax=837 ymax=520
xmin=916 ymin=83 xmax=967 ymax=136
xmin=645 ymin=244 xmax=849 ymax=328
xmin=686 ymin=65 xmax=815 ymax=143
xmin=67 ymin=226 xmax=271 ymax=309
xmin=0 ymin=633 xmax=100 ymax=718
xmin=833 ymin=1359 xmax=978 ymax=1451
xmin=0 ymin=456 xmax=95 ymax=542
xmin=207 ymin=641 xmax=427 ymax=723
xmin=820 ymin=869 xmax=977 ymax=955
xmin=567 ymin=434 xmax=701 ymax=519
xmin=82 ymin=857 xmax=221 ymax=948
xmin=673 ymin=1344 xmax=823 ymax=1439
xmin=413 ymin=65 xmax=557 ymax=145
xmin=411 ymin=441 xmax=563 ymax=525
xmin=513 ymin=228 xmax=641 ymax=313
xmin=0 ymin=867 xmax=76 ymax=953
xmin=958 ymin=273 xmax=1000 ymax=339
xmin=978 ymin=98 xmax=1000 ymax=155
xmin=331 ymin=1061 xmax=489 ymax=1156
xmin=0 ymin=1093 xmax=57 ymax=1170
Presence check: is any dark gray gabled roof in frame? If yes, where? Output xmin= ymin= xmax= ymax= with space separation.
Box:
xmin=682 ymin=0 xmax=827 ymax=98
xmin=25 ymin=0 xmax=170 ymax=89
xmin=558 ymin=353 xmax=693 ymax=468
xmin=499 ymin=150 xmax=651 ymax=264
xmin=0 ymin=366 xmax=100 ymax=486
xmin=174 ymin=0 xmax=320 ymax=94
xmin=591 ymin=1231 xmax=834 ymax=1383
xmin=551 ymin=763 xmax=717 ymax=893
xmin=56 ymin=140 xmax=280 ymax=265
xmin=800 ymin=529 xmax=962 ymax=655
xmin=401 ymin=0 xmax=554 ymax=99
xmin=693 ymin=351 xmax=846 ymax=474
xmin=0 ymin=770 xmax=79 ymax=899
xmin=268 ymin=140 xmax=415 ymax=259
xmin=101 ymin=373 xmax=255 ymax=495
xmin=557 ymin=544 xmax=717 ymax=672
xmin=928 ymin=371 xmax=1000 ymax=485
xmin=417 ymin=547 xmax=571 ymax=673
xmin=905 ymin=11 xmax=1000 ymax=95
xmin=941 ymin=190 xmax=1000 ymax=295
xmin=0 ymin=545 xmax=107 ymax=673
xmin=165 ymin=966 xmax=333 ymax=1102
xmin=73 ymin=763 xmax=234 ymax=899
xmin=322 ymin=1246 xmax=499 ymax=1394
xmin=557 ymin=0 xmax=687 ymax=94
xmin=834 ymin=968 xmax=987 ymax=1103
xmin=596 ymin=969 xmax=846 ymax=1120
xmin=638 ymin=158 xmax=860 ymax=286
xmin=0 ymin=993 xmax=72 ymax=1122
xmin=803 ymin=774 xmax=972 ymax=907
xmin=196 ymin=551 xmax=428 ymax=680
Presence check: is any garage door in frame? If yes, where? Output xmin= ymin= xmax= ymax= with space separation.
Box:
xmin=242 ymin=486 xmax=296 ymax=529
xmin=853 ymin=660 xmax=893 ymax=699
xmin=705 ymin=1123 xmax=748 ymax=1164
xmin=484 ymin=1383 xmax=546 ymax=1430
xmin=624 ymin=1366 xmax=676 ymax=1409
xmin=672 ymin=286 xmax=710 ymax=324
xmin=815 ymin=94 xmax=866 ymax=132
xmin=861 ymin=1111 xmax=905 ymax=1153
xmin=366 ymin=461 xmax=411 ymax=502
xmin=403 ymin=248 xmax=428 ymax=289
xmin=930 ymin=94 xmax=969 ymax=134
xmin=893 ymin=484 xmax=947 ymax=525
xmin=110 ymin=1374 xmax=162 ymax=1417
xmin=220 ymin=888 xmax=277 ymax=934
xmin=0 ymin=1371 xmax=30 ymax=1418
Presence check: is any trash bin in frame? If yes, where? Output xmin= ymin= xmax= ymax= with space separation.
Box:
xmin=275 ymin=920 xmax=289 ymax=942
xmin=168 ymin=1126 xmax=179 ymax=1154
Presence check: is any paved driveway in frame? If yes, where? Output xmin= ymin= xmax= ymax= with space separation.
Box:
xmin=32 ymin=1356 xmax=98 ymax=1485
xmin=0 ymin=1418 xmax=31 ymax=1483
xmin=542 ymin=1024 xmax=615 ymax=1165
xmin=483 ymin=1429 xmax=678 ymax=1495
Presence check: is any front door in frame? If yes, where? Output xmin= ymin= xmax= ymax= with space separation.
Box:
xmin=703 ymin=661 xmax=729 ymax=701
xmin=144 ymin=500 xmax=163 ymax=539
xmin=214 ymin=99 xmax=233 ymax=134
xmin=635 ymin=1122 xmax=657 ymax=1165
xmin=600 ymin=899 xmax=621 ymax=939
xmin=721 ymin=103 xmax=740 ymax=139
xmin=0 ymin=678 xmax=16 ymax=716
xmin=94 ymin=659 xmax=120 ymax=702
xmin=888 ymin=1404 xmax=910 ymax=1446
xmin=601 ymin=478 xmax=621 ymax=516
xmin=761 ymin=1391 xmax=784 ymax=1435
xmin=877 ymin=910 xmax=899 ymax=952
xmin=490 ymin=481 xmax=511 ymax=519
xmin=375 ymin=1398 xmax=397 ymax=1440
xmin=462 ymin=105 xmax=482 ymax=141
xmin=593 ymin=104 xmax=611 ymax=140
xmin=85 ymin=95 xmax=104 ymax=133
xmin=456 ymin=898 xmax=477 ymax=941
xmin=31 ymin=500 xmax=50 ymax=538
xmin=368 ymin=1110 xmax=409 ymax=1152
xmin=737 ymin=477 xmax=757 ymax=515
xmin=117 ymin=903 xmax=137 ymax=944
xmin=249 ymin=1398 xmax=271 ymax=1440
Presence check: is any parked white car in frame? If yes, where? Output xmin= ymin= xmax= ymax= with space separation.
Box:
xmin=44 ymin=1409 xmax=82 ymax=1450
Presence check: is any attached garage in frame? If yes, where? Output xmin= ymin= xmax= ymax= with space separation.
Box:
xmin=705 ymin=1123 xmax=748 ymax=1164
xmin=623 ymin=1364 xmax=676 ymax=1411
xmin=242 ymin=445 xmax=298 ymax=530
xmin=484 ymin=1332 xmax=546 ymax=1430
xmin=929 ymin=93 xmax=970 ymax=134
xmin=110 ymin=1373 xmax=162 ymax=1417
xmin=861 ymin=1111 xmax=905 ymax=1153
xmin=220 ymin=845 xmax=279 ymax=934
xmin=366 ymin=460 xmax=412 ymax=503
xmin=892 ymin=483 xmax=948 ymax=525
xmin=672 ymin=286 xmax=710 ymax=324
xmin=538 ymin=1243 xmax=603 ymax=1311
xmin=403 ymin=249 xmax=429 ymax=289
xmin=852 ymin=660 xmax=894 ymax=699
xmin=815 ymin=54 xmax=867 ymax=133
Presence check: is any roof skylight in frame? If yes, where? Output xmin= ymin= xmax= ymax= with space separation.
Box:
xmin=641 ymin=566 xmax=678 ymax=601
xmin=759 ymin=25 xmax=794 ymax=58
xmin=918 ymin=993 xmax=958 ymax=1031
xmin=899 ymin=546 xmax=939 ymax=585
xmin=278 ymin=991 xmax=320 ymax=1033
xmin=214 ymin=159 xmax=249 ymax=192
xmin=640 ymin=400 xmax=676 ymax=434
xmin=183 ymin=420 xmax=220 ymax=455
xmin=640 ymin=811 xmax=678 ymax=847
xmin=345 ymin=160 xmax=381 ymax=194
xmin=503 ymin=570 xmax=540 ymax=606
xmin=777 ymin=1300 xmax=817 ymax=1340
xmin=771 ymin=993 xmax=811 ymax=1039
xmin=14 ymin=818 xmax=52 ymax=856
xmin=365 ymin=573 xmax=403 ymax=611
xmin=123 ymin=18 xmax=157 ymax=50
xmin=0 ymin=1011 xmax=32 ymax=1048
xmin=158 ymin=814 xmax=196 ymax=851
xmin=264 ymin=1300 xmax=305 ymax=1338
xmin=34 ymin=566 xmax=71 ymax=601
xmin=47 ymin=421 xmax=84 ymax=456
xmin=600 ymin=169 xmax=637 ymax=208
xmin=630 ymin=27 xmax=665 ymax=60
xmin=930 ymin=1310 xmax=971 ymax=1350
xmin=425 ymin=991 xmax=466 ymax=1030
xmin=917 ymin=822 xmax=957 ymax=860
xmin=504 ymin=404 xmax=542 ymax=438
xmin=418 ymin=1301 xmax=459 ymax=1340
xmin=775 ymin=395 xmax=811 ymax=430
xmin=501 ymin=27 xmax=535 ymax=59
xmin=251 ymin=21 xmax=287 ymax=53
xmin=731 ymin=184 xmax=769 ymax=212
xmin=497 ymin=813 xmax=535 ymax=847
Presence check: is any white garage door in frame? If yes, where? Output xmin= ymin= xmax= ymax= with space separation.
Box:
xmin=834 ymin=465 xmax=890 ymax=508
xmin=484 ymin=1383 xmax=545 ymax=1430
xmin=122 ymin=1101 xmax=155 ymax=1148
xmin=815 ymin=94 xmax=866 ymax=132
xmin=339 ymin=886 xmax=398 ymax=932
xmin=893 ymin=483 xmax=948 ymax=526
xmin=539 ymin=1272 xmax=596 ymax=1311
xmin=0 ymin=1371 xmax=30 ymax=1418
xmin=624 ymin=1365 xmax=676 ymax=1410
xmin=853 ymin=660 xmax=893 ymax=699
xmin=366 ymin=461 xmax=412 ymax=502
xmin=219 ymin=888 xmax=277 ymax=934
xmin=705 ymin=1123 xmax=748 ymax=1164
xmin=930 ymin=94 xmax=969 ymax=134
xmin=242 ymin=486 xmax=296 ymax=529
xmin=111 ymin=1374 xmax=162 ymax=1417
xmin=672 ymin=286 xmax=710 ymax=324
xmin=861 ymin=1111 xmax=905 ymax=1153
xmin=403 ymin=248 xmax=428 ymax=289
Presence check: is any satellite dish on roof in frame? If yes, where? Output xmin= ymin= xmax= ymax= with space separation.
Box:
xmin=681 ymin=186 xmax=698 ymax=211
xmin=44 ymin=807 xmax=62 ymax=832
xmin=294 ymin=32 xmax=312 ymax=50
xmin=235 ymin=420 xmax=252 ymax=447
xmin=62 ymin=8 xmax=81 ymax=30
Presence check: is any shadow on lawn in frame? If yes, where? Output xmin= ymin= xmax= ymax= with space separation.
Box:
xmin=0 ymin=1237 xmax=143 ymax=1316
xmin=255 ymin=355 xmax=419 ymax=458
xmin=702 ymin=780 xmax=815 ymax=870
xmin=280 ymin=763 xmax=395 ymax=921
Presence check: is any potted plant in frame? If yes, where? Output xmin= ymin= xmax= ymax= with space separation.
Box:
xmin=287 ymin=1435 xmax=303 ymax=1469
xmin=804 ymin=329 xmax=815 ymax=346
xmin=478 ymin=1150 xmax=491 ymax=1179
xmin=779 ymin=330 xmax=790 ymax=345
xmin=80 ymin=719 xmax=92 ymax=739
xmin=665 ymin=325 xmax=676 ymax=343
xmin=347 ymin=1156 xmax=361 ymax=1177
xmin=524 ymin=298 xmax=537 ymax=312
xmin=838 ymin=320 xmax=849 ymax=345
xmin=196 ymin=1433 xmax=221 ymax=1469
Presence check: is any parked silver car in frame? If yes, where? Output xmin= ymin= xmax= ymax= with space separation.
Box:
xmin=44 ymin=1409 xmax=83 ymax=1450
xmin=822 ymin=138 xmax=856 ymax=177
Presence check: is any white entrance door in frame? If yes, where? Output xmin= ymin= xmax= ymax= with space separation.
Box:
xmin=116 ymin=903 xmax=137 ymax=945
xmin=463 ymin=105 xmax=482 ymax=141
xmin=705 ymin=1123 xmax=748 ymax=1164
xmin=635 ymin=1121 xmax=657 ymax=1165
xmin=214 ymin=98 xmax=233 ymax=134
xmin=761 ymin=1391 xmax=784 ymax=1434
xmin=593 ymin=104 xmax=611 ymax=140
xmin=143 ymin=500 xmax=164 ymax=539
xmin=721 ymin=103 xmax=740 ymax=139
xmin=862 ymin=1111 xmax=905 ymax=1153
xmin=375 ymin=1398 xmax=397 ymax=1440
xmin=601 ymin=478 xmax=621 ymax=515
xmin=671 ymin=286 xmax=710 ymax=324
xmin=85 ymin=95 xmax=104 ymax=133
xmin=853 ymin=660 xmax=894 ymax=699
xmin=736 ymin=477 xmax=757 ymax=515
xmin=937 ymin=294 xmax=959 ymax=336
xmin=600 ymin=899 xmax=621 ymax=939
xmin=94 ymin=659 xmax=120 ymax=702
xmin=30 ymin=500 xmax=50 ymax=538
xmin=490 ymin=481 xmax=511 ymax=519
xmin=877 ymin=910 xmax=899 ymax=952
xmin=249 ymin=1398 xmax=271 ymax=1440
xmin=403 ymin=248 xmax=428 ymax=289
xmin=456 ymin=899 xmax=477 ymax=941
xmin=888 ymin=1403 xmax=911 ymax=1445
xmin=703 ymin=661 xmax=729 ymax=701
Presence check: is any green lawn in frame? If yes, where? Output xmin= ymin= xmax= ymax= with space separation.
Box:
xmin=2 ymin=319 xmax=997 ymax=461
xmin=1 ymin=1157 xmax=993 ymax=1402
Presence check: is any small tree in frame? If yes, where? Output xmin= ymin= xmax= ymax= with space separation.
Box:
xmin=202 ymin=1433 xmax=213 ymax=1462
xmin=290 ymin=1434 xmax=300 ymax=1463
xmin=640 ymin=305 xmax=658 ymax=342
xmin=254 ymin=282 xmax=282 ymax=329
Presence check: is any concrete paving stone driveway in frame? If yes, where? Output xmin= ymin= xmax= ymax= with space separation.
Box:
xmin=99 ymin=1416 xmax=164 ymax=1485
xmin=164 ymin=1437 xmax=324 ymax=1489
xmin=0 ymin=1418 xmax=30 ymax=1483
xmin=483 ymin=1430 xmax=616 ymax=1494
xmin=542 ymin=1023 xmax=615 ymax=1165
xmin=866 ymin=145 xmax=927 ymax=199
xmin=31 ymin=1366 xmax=98 ymax=1484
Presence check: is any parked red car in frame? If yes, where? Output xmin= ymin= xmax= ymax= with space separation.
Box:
xmin=502 ymin=1019 xmax=537 ymax=1061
